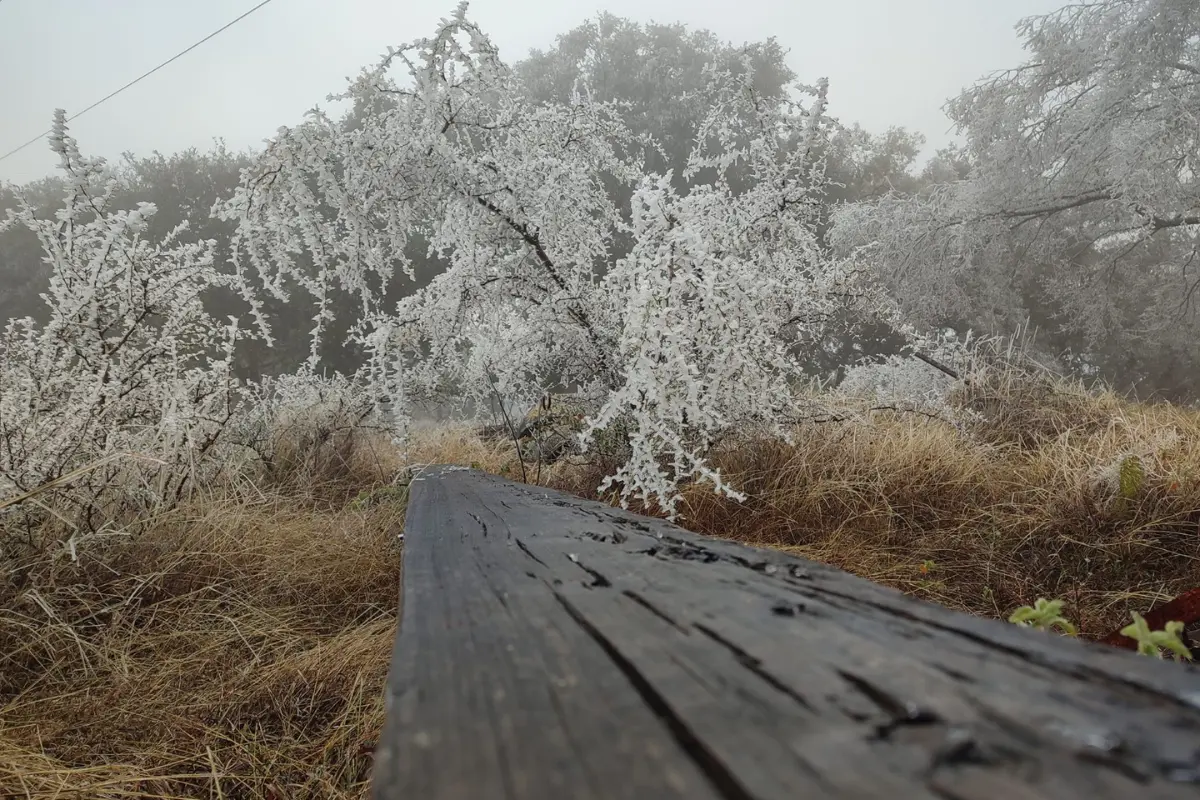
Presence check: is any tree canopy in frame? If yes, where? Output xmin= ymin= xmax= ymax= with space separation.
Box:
xmin=516 ymin=13 xmax=796 ymax=183
xmin=832 ymin=0 xmax=1200 ymax=397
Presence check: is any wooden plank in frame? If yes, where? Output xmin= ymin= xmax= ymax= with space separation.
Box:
xmin=372 ymin=466 xmax=1200 ymax=800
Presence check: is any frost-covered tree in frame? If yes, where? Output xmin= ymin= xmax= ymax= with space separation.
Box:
xmin=822 ymin=124 xmax=925 ymax=206
xmin=222 ymin=4 xmax=865 ymax=514
xmin=0 ymin=144 xmax=310 ymax=378
xmin=832 ymin=0 xmax=1200 ymax=398
xmin=0 ymin=112 xmax=248 ymax=529
xmin=516 ymin=13 xmax=796 ymax=184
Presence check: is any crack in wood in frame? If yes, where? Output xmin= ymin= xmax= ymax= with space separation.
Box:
xmin=552 ymin=591 xmax=759 ymax=800
xmin=565 ymin=555 xmax=613 ymax=588
xmin=645 ymin=541 xmax=721 ymax=563
xmin=1076 ymin=747 xmax=1151 ymax=784
xmin=514 ymin=538 xmax=548 ymax=568
xmin=622 ymin=589 xmax=689 ymax=633
xmin=925 ymin=726 xmax=1001 ymax=771
xmin=836 ymin=670 xmax=943 ymax=739
xmin=693 ymin=622 xmax=818 ymax=713
xmin=584 ymin=529 xmax=626 ymax=545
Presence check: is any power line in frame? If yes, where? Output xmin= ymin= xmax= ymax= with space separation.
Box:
xmin=0 ymin=0 xmax=277 ymax=165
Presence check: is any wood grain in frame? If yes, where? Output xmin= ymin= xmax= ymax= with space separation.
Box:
xmin=372 ymin=466 xmax=1200 ymax=800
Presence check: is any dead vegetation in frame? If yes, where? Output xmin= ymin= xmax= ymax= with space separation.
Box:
xmin=0 ymin=431 xmax=406 ymax=799
xmin=553 ymin=364 xmax=1200 ymax=639
xmin=4 ymin=365 xmax=1200 ymax=797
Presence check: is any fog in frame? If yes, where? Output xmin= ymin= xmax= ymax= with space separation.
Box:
xmin=2 ymin=0 xmax=1196 ymax=400
xmin=1 ymin=0 xmax=1061 ymax=184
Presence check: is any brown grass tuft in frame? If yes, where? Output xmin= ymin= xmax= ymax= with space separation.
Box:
xmin=5 ymin=376 xmax=1199 ymax=796
xmin=548 ymin=376 xmax=1200 ymax=639
xmin=404 ymin=420 xmax=519 ymax=476
xmin=1 ymin=434 xmax=405 ymax=799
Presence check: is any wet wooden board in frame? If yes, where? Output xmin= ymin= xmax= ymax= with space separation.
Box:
xmin=372 ymin=466 xmax=1200 ymax=800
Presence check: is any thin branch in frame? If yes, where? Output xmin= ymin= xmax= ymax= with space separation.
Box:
xmin=486 ymin=371 xmax=527 ymax=484
xmin=995 ymin=190 xmax=1113 ymax=221
xmin=912 ymin=351 xmax=962 ymax=381
xmin=470 ymin=194 xmax=612 ymax=377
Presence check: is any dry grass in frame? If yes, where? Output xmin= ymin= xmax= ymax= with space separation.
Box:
xmin=0 ymin=433 xmax=406 ymax=799
xmin=404 ymin=420 xmax=521 ymax=476
xmin=5 ymin=372 xmax=1200 ymax=797
xmin=550 ymin=373 xmax=1200 ymax=638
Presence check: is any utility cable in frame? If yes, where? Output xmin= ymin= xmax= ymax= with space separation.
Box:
xmin=0 ymin=0 xmax=278 ymax=165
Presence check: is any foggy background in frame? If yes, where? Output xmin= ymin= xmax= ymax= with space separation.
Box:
xmin=3 ymin=0 xmax=1196 ymax=402
xmin=1 ymin=0 xmax=1060 ymax=184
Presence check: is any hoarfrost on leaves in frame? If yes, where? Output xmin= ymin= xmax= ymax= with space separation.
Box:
xmin=222 ymin=5 xmax=866 ymax=516
xmin=0 ymin=111 xmax=251 ymax=520
xmin=839 ymin=355 xmax=955 ymax=413
xmin=830 ymin=0 xmax=1200 ymax=389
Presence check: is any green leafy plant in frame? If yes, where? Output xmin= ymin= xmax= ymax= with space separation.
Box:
xmin=1008 ymin=598 xmax=1077 ymax=636
xmin=1120 ymin=612 xmax=1193 ymax=660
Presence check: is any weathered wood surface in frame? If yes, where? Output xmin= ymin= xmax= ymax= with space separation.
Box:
xmin=373 ymin=466 xmax=1200 ymax=799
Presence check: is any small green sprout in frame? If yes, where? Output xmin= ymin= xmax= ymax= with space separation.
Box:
xmin=1119 ymin=612 xmax=1193 ymax=661
xmin=1118 ymin=454 xmax=1146 ymax=500
xmin=1008 ymin=598 xmax=1078 ymax=636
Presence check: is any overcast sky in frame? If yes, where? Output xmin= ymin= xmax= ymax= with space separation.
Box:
xmin=0 ymin=0 xmax=1063 ymax=185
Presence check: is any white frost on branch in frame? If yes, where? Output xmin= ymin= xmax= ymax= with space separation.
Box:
xmin=838 ymin=331 xmax=974 ymax=413
xmin=0 ymin=111 xmax=251 ymax=518
xmin=221 ymin=5 xmax=866 ymax=515
xmin=832 ymin=0 xmax=1200 ymax=384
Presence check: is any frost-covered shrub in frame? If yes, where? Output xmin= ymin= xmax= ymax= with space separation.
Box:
xmin=839 ymin=354 xmax=956 ymax=411
xmin=243 ymin=372 xmax=385 ymax=440
xmin=231 ymin=371 xmax=394 ymax=486
xmin=0 ymin=113 xmax=248 ymax=535
xmin=222 ymin=4 xmax=871 ymax=515
xmin=838 ymin=332 xmax=974 ymax=413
